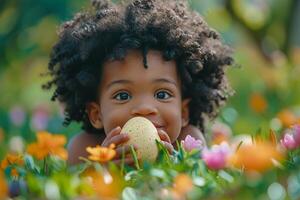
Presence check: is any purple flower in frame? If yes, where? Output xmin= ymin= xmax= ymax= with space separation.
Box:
xmin=202 ymin=142 xmax=232 ymax=170
xmin=9 ymin=106 xmax=25 ymax=127
xmin=280 ymin=133 xmax=297 ymax=150
xmin=181 ymin=135 xmax=204 ymax=152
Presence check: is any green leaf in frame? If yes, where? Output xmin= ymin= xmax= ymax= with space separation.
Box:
xmin=130 ymin=145 xmax=140 ymax=170
xmin=24 ymin=154 xmax=40 ymax=174
xmin=155 ymin=140 xmax=171 ymax=165
xmin=218 ymin=170 xmax=234 ymax=183
xmin=122 ymin=187 xmax=139 ymax=200
xmin=150 ymin=168 xmax=167 ymax=179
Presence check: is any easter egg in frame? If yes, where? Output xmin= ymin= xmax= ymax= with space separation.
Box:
xmin=121 ymin=117 xmax=161 ymax=162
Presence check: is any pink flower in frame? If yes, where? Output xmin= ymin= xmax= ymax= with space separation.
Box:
xmin=30 ymin=105 xmax=49 ymax=131
xmin=280 ymin=133 xmax=297 ymax=149
xmin=202 ymin=142 xmax=232 ymax=170
xmin=181 ymin=135 xmax=203 ymax=152
xmin=292 ymin=125 xmax=300 ymax=145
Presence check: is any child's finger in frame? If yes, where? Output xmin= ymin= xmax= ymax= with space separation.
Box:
xmin=158 ymin=130 xmax=171 ymax=143
xmin=102 ymin=133 xmax=129 ymax=147
xmin=162 ymin=141 xmax=174 ymax=154
xmin=105 ymin=126 xmax=122 ymax=140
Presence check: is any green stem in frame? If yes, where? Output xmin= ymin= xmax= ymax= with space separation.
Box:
xmin=121 ymin=147 xmax=126 ymax=175
xmin=43 ymin=156 xmax=49 ymax=175
xmin=130 ymin=145 xmax=140 ymax=170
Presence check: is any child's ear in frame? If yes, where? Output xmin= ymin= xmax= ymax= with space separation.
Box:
xmin=86 ymin=102 xmax=103 ymax=129
xmin=181 ymin=98 xmax=190 ymax=128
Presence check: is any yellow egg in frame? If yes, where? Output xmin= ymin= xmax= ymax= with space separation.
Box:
xmin=121 ymin=117 xmax=161 ymax=162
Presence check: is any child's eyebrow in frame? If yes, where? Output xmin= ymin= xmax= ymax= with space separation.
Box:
xmin=106 ymin=80 xmax=132 ymax=89
xmin=106 ymin=78 xmax=178 ymax=89
xmin=153 ymin=78 xmax=178 ymax=87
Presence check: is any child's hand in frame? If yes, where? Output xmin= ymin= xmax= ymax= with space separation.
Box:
xmin=158 ymin=130 xmax=174 ymax=154
xmin=101 ymin=126 xmax=139 ymax=165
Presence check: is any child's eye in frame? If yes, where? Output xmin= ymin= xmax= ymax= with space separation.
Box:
xmin=113 ymin=92 xmax=131 ymax=101
xmin=155 ymin=90 xmax=172 ymax=100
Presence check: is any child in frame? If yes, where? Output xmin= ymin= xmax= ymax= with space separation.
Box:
xmin=43 ymin=0 xmax=233 ymax=165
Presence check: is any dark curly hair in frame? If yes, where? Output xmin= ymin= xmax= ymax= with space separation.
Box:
xmin=43 ymin=0 xmax=234 ymax=134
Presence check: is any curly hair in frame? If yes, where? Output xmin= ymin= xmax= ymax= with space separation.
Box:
xmin=43 ymin=0 xmax=234 ymax=134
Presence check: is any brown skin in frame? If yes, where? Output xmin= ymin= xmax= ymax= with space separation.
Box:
xmin=67 ymin=50 xmax=206 ymax=165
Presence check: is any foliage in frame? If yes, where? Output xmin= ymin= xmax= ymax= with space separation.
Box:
xmin=0 ymin=127 xmax=300 ymax=199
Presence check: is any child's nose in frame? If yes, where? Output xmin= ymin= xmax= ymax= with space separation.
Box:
xmin=131 ymin=103 xmax=158 ymax=116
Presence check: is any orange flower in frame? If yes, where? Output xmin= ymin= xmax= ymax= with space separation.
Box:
xmin=249 ymin=93 xmax=267 ymax=113
xmin=1 ymin=153 xmax=24 ymax=169
xmin=11 ymin=168 xmax=19 ymax=178
xmin=230 ymin=141 xmax=284 ymax=173
xmin=27 ymin=131 xmax=68 ymax=160
xmin=83 ymin=168 xmax=124 ymax=199
xmin=277 ymin=110 xmax=298 ymax=128
xmin=0 ymin=171 xmax=8 ymax=199
xmin=86 ymin=144 xmax=116 ymax=163
xmin=172 ymin=173 xmax=194 ymax=197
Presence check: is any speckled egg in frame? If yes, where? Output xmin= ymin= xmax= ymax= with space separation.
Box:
xmin=121 ymin=117 xmax=161 ymax=162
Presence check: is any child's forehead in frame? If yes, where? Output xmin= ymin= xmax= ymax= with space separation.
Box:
xmin=100 ymin=49 xmax=181 ymax=84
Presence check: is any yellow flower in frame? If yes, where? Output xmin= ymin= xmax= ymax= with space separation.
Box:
xmin=172 ymin=173 xmax=194 ymax=198
xmin=1 ymin=153 xmax=24 ymax=169
xmin=27 ymin=131 xmax=68 ymax=160
xmin=0 ymin=171 xmax=8 ymax=199
xmin=86 ymin=144 xmax=116 ymax=163
xmin=249 ymin=93 xmax=267 ymax=113
xmin=230 ymin=140 xmax=284 ymax=173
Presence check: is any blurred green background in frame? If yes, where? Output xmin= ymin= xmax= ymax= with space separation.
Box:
xmin=0 ymin=0 xmax=300 ymax=154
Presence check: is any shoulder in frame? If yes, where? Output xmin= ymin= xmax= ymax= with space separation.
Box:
xmin=67 ymin=132 xmax=104 ymax=165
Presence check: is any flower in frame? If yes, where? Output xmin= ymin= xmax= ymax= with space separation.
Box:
xmin=249 ymin=93 xmax=267 ymax=113
xmin=280 ymin=133 xmax=297 ymax=150
xmin=202 ymin=142 xmax=232 ymax=170
xmin=181 ymin=135 xmax=204 ymax=152
xmin=1 ymin=153 xmax=24 ymax=170
xmin=0 ymin=171 xmax=8 ymax=199
xmin=83 ymin=168 xmax=124 ymax=199
xmin=277 ymin=110 xmax=298 ymax=128
xmin=27 ymin=131 xmax=68 ymax=160
xmin=230 ymin=140 xmax=284 ymax=173
xmin=1 ymin=153 xmax=24 ymax=178
xmin=211 ymin=122 xmax=232 ymax=144
xmin=172 ymin=173 xmax=194 ymax=198
xmin=30 ymin=105 xmax=49 ymax=131
xmin=9 ymin=106 xmax=26 ymax=127
xmin=9 ymin=136 xmax=25 ymax=154
xmin=86 ymin=144 xmax=116 ymax=163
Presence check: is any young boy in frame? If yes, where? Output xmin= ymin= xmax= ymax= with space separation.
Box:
xmin=43 ymin=0 xmax=233 ymax=165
